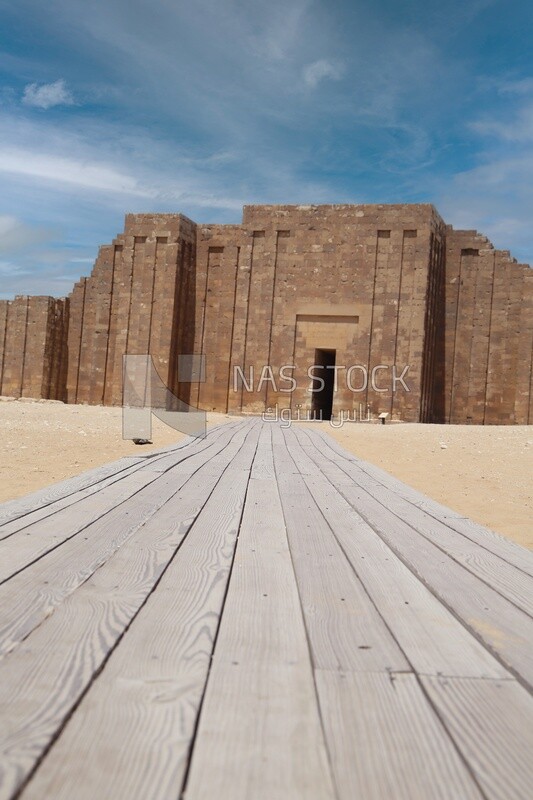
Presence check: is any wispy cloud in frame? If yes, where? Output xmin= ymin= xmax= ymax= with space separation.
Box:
xmin=0 ymin=0 xmax=531 ymax=298
xmin=470 ymin=89 xmax=533 ymax=142
xmin=0 ymin=215 xmax=56 ymax=254
xmin=493 ymin=77 xmax=533 ymax=95
xmin=302 ymin=59 xmax=343 ymax=88
xmin=0 ymin=149 xmax=148 ymax=195
xmin=440 ymin=76 xmax=533 ymax=264
xmin=438 ymin=151 xmax=533 ymax=265
xmin=0 ymin=259 xmax=32 ymax=278
xmin=22 ymin=79 xmax=74 ymax=110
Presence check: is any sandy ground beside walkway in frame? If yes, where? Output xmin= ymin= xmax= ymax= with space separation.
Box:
xmin=0 ymin=398 xmax=231 ymax=505
xmin=322 ymin=421 xmax=532 ymax=549
xmin=0 ymin=398 xmax=531 ymax=549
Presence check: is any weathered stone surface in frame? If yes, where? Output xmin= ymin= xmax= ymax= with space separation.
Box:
xmin=0 ymin=204 xmax=531 ymax=423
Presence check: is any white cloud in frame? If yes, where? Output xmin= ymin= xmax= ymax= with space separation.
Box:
xmin=498 ymin=77 xmax=533 ymax=95
xmin=438 ymin=154 xmax=533 ymax=266
xmin=302 ymin=59 xmax=343 ymax=88
xmin=22 ymin=79 xmax=74 ymax=110
xmin=0 ymin=259 xmax=32 ymax=277
xmin=0 ymin=215 xmax=56 ymax=254
xmin=0 ymin=149 xmax=148 ymax=195
xmin=471 ymin=103 xmax=533 ymax=142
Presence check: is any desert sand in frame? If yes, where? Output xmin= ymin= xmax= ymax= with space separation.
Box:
xmin=0 ymin=398 xmax=231 ymax=505
xmin=0 ymin=398 xmax=531 ymax=549
xmin=322 ymin=420 xmax=532 ymax=549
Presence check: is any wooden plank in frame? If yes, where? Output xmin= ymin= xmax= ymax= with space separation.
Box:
xmin=246 ymin=423 xmax=275 ymax=480
xmin=0 ymin=422 xmax=244 ymax=577
xmin=295 ymin=428 xmax=533 ymax=689
xmin=269 ymin=423 xmax=299 ymax=475
xmin=307 ymin=428 xmax=465 ymax=514
xmin=0 ymin=422 xmax=257 ymax=799
xmin=20 ymin=424 xmax=260 ymax=800
xmin=0 ymin=471 xmax=157 ymax=582
xmin=311 ymin=427 xmax=533 ymax=577
xmin=5 ymin=418 xmax=530 ymax=800
xmin=0 ymin=422 xmax=238 ymax=538
xmin=0 ymin=457 xmax=143 ymax=529
xmin=0 ymin=458 xmax=146 ymax=541
xmin=286 ymin=425 xmax=510 ymax=679
xmin=136 ymin=420 xmax=244 ymax=473
xmin=0 ymin=422 xmax=245 ymax=659
xmin=0 ymin=485 xmax=196 ymax=799
xmin=186 ymin=665 xmax=336 ymax=800
xmin=434 ymin=516 xmax=533 ymax=579
xmin=183 ymin=443 xmax=336 ymax=799
xmin=421 ymin=676 xmax=533 ymax=800
xmin=349 ymin=477 xmax=533 ymax=617
xmin=304 ymin=430 xmax=533 ymax=616
xmin=300 ymin=474 xmax=509 ymax=679
xmin=316 ymin=670 xmax=483 ymax=800
xmin=272 ymin=427 xmax=409 ymax=673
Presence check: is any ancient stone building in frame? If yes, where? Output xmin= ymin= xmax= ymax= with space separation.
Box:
xmin=0 ymin=204 xmax=532 ymax=424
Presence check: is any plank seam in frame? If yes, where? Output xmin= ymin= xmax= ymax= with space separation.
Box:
xmin=295 ymin=425 xmax=533 ymax=694
xmin=177 ymin=425 xmax=260 ymax=799
xmin=0 ymin=425 xmax=252 ymax=669
xmin=311 ymin=427 xmax=533 ymax=579
xmin=11 ymin=422 xmax=258 ymax=798
xmin=282 ymin=425 xmax=494 ymax=800
xmin=0 ymin=423 xmax=246 ymax=584
xmin=310 ymin=429 xmax=533 ymax=618
xmin=273 ymin=426 xmax=342 ymax=800
xmin=0 ymin=421 xmax=242 ymax=537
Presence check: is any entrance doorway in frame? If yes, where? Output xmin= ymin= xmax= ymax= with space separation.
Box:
xmin=311 ymin=348 xmax=336 ymax=420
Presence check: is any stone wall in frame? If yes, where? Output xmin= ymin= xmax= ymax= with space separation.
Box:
xmin=65 ymin=214 xmax=197 ymax=406
xmin=1 ymin=204 xmax=531 ymax=423
xmin=0 ymin=296 xmax=68 ymax=400
xmin=442 ymin=228 xmax=533 ymax=424
xmin=193 ymin=204 xmax=445 ymax=422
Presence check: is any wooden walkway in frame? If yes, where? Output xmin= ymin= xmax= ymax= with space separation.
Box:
xmin=1 ymin=419 xmax=532 ymax=799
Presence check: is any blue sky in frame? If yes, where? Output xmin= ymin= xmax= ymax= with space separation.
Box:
xmin=0 ymin=0 xmax=532 ymax=298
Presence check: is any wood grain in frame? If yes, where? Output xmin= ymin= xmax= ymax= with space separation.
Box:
xmin=1 ymin=419 xmax=531 ymax=800
xmin=421 ymin=676 xmax=533 ymax=800
xmin=0 ymin=457 xmax=143 ymax=530
xmin=286 ymin=426 xmax=510 ymax=679
xmin=184 ymin=440 xmax=336 ymax=799
xmin=315 ymin=670 xmax=483 ymax=800
xmin=20 ymin=425 xmax=260 ymax=800
xmin=314 ymin=441 xmax=533 ymax=616
xmin=0 ymin=424 xmax=244 ymax=660
xmin=311 ymin=427 xmax=533 ymax=577
xmin=0 ymin=421 xmax=239 ymax=541
xmin=0 ymin=470 xmax=157 ymax=582
xmin=296 ymin=427 xmax=533 ymax=689
xmin=273 ymin=429 xmax=409 ymax=673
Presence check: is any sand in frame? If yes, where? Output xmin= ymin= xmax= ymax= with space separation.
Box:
xmin=0 ymin=398 xmax=232 ymax=505
xmin=0 ymin=399 xmax=531 ymax=549
xmin=321 ymin=421 xmax=533 ymax=549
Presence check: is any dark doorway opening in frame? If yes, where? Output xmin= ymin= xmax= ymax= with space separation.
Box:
xmin=311 ymin=348 xmax=336 ymax=420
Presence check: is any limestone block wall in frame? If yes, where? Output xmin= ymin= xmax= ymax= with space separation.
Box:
xmin=191 ymin=204 xmax=445 ymax=422
xmin=66 ymin=214 xmax=197 ymax=406
xmin=0 ymin=204 xmax=531 ymax=423
xmin=0 ymin=296 xmax=68 ymax=400
xmin=443 ymin=228 xmax=533 ymax=424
